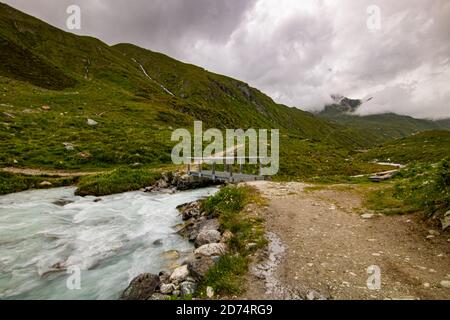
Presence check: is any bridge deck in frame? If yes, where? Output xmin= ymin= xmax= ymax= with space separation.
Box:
xmin=189 ymin=170 xmax=265 ymax=183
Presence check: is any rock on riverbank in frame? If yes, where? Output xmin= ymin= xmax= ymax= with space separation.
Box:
xmin=120 ymin=199 xmax=231 ymax=300
xmin=141 ymin=172 xmax=223 ymax=194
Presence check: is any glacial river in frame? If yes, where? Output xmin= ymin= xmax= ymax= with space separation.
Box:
xmin=0 ymin=187 xmax=217 ymax=299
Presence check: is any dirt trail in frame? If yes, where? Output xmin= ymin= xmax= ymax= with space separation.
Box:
xmin=243 ymin=181 xmax=450 ymax=300
xmin=1 ymin=167 xmax=104 ymax=177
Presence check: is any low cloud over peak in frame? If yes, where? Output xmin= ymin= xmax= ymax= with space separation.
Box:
xmin=4 ymin=0 xmax=450 ymax=119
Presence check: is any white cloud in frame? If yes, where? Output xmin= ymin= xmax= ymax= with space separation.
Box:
xmin=4 ymin=0 xmax=450 ymax=118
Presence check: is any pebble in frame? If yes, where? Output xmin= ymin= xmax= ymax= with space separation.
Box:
xmin=206 ymin=286 xmax=214 ymax=298
xmin=372 ymin=253 xmax=381 ymax=257
xmin=423 ymin=283 xmax=430 ymax=288
xmin=440 ymin=280 xmax=450 ymax=289
xmin=428 ymin=230 xmax=440 ymax=236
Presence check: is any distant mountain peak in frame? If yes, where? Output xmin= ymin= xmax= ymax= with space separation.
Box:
xmin=328 ymin=95 xmax=362 ymax=113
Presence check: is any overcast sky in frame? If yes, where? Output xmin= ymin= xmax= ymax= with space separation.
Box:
xmin=4 ymin=0 xmax=450 ymax=119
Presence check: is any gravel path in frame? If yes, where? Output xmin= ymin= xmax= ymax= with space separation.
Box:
xmin=242 ymin=181 xmax=450 ymax=300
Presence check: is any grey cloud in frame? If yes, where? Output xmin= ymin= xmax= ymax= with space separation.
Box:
xmin=3 ymin=0 xmax=450 ymax=119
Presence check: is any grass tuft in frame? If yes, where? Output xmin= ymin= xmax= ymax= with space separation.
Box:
xmin=75 ymin=167 xmax=161 ymax=196
xmin=197 ymin=185 xmax=267 ymax=297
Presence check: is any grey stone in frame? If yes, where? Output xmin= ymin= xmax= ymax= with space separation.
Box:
xmin=52 ymin=199 xmax=74 ymax=206
xmin=180 ymin=281 xmax=197 ymax=296
xmin=194 ymin=243 xmax=227 ymax=257
xmin=148 ymin=293 xmax=169 ymax=300
xmin=188 ymin=256 xmax=216 ymax=281
xmin=441 ymin=211 xmax=450 ymax=230
xmin=169 ymin=265 xmax=189 ymax=283
xmin=120 ymin=273 xmax=160 ymax=300
xmin=195 ymin=229 xmax=221 ymax=247
xmin=87 ymin=118 xmax=98 ymax=126
xmin=160 ymin=283 xmax=175 ymax=294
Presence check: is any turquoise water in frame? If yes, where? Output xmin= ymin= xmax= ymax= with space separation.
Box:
xmin=0 ymin=187 xmax=217 ymax=300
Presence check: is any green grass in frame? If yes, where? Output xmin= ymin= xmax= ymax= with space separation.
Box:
xmin=356 ymin=131 xmax=450 ymax=165
xmin=364 ymin=157 xmax=450 ymax=221
xmin=0 ymin=171 xmax=77 ymax=195
xmin=2 ymin=3 xmax=448 ymax=196
xmin=318 ymin=104 xmax=450 ymax=143
xmin=0 ymin=3 xmax=390 ymax=188
xmin=197 ymin=185 xmax=267 ymax=297
xmin=75 ymin=167 xmax=161 ymax=196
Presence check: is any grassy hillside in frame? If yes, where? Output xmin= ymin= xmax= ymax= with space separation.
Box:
xmin=0 ymin=2 xmax=390 ymax=192
xmin=356 ymin=131 xmax=450 ymax=165
xmin=318 ymin=104 xmax=450 ymax=143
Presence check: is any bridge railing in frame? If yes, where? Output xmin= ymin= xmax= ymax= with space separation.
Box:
xmin=186 ymin=156 xmax=266 ymax=180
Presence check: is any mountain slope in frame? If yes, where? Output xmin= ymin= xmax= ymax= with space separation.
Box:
xmin=356 ymin=130 xmax=450 ymax=165
xmin=0 ymin=3 xmax=386 ymax=179
xmin=318 ymin=99 xmax=450 ymax=142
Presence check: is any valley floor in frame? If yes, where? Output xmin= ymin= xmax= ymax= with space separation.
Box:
xmin=242 ymin=181 xmax=450 ymax=300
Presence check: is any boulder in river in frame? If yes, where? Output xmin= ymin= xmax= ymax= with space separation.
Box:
xmin=177 ymin=201 xmax=202 ymax=220
xmin=52 ymin=199 xmax=74 ymax=207
xmin=120 ymin=273 xmax=160 ymax=300
xmin=39 ymin=181 xmax=52 ymax=187
xmin=169 ymin=265 xmax=189 ymax=283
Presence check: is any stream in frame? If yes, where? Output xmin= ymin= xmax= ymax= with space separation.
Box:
xmin=0 ymin=187 xmax=217 ymax=300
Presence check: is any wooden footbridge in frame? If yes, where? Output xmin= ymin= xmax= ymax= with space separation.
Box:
xmin=186 ymin=157 xmax=266 ymax=183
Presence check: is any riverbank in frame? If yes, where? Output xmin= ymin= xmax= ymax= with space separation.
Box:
xmin=0 ymin=186 xmax=219 ymax=299
xmin=120 ymin=185 xmax=267 ymax=300
xmin=0 ymin=166 xmax=222 ymax=197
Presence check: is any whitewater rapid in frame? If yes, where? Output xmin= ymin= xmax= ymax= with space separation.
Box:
xmin=0 ymin=187 xmax=217 ymax=299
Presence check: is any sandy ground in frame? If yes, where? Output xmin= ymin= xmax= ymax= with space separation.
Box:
xmin=242 ymin=181 xmax=450 ymax=300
